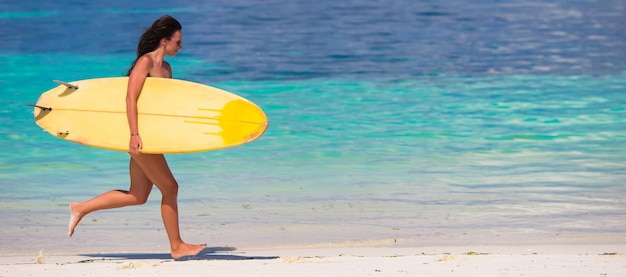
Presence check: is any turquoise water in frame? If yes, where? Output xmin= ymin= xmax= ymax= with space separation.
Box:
xmin=1 ymin=0 xmax=625 ymax=253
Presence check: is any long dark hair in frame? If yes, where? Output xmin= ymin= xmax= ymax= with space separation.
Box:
xmin=126 ymin=15 xmax=182 ymax=76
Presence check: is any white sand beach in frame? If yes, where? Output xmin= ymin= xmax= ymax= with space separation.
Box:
xmin=1 ymin=244 xmax=625 ymax=277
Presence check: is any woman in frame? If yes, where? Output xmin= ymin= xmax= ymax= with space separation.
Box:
xmin=68 ymin=15 xmax=206 ymax=260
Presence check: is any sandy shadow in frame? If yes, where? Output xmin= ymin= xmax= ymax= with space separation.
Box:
xmin=80 ymin=247 xmax=279 ymax=261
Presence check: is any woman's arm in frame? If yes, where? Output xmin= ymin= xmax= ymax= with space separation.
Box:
xmin=126 ymin=56 xmax=152 ymax=154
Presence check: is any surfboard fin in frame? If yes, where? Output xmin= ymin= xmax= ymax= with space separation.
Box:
xmin=27 ymin=104 xmax=53 ymax=112
xmin=53 ymin=80 xmax=79 ymax=90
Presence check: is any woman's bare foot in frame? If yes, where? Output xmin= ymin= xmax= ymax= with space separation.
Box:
xmin=68 ymin=202 xmax=85 ymax=238
xmin=171 ymin=243 xmax=207 ymax=260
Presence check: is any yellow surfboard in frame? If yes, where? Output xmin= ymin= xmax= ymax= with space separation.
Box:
xmin=33 ymin=77 xmax=268 ymax=154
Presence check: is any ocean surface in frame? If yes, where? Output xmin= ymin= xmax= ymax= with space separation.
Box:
xmin=1 ymin=0 xmax=625 ymax=254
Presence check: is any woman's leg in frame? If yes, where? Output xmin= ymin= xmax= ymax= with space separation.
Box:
xmin=128 ymin=153 xmax=205 ymax=259
xmin=68 ymin=158 xmax=153 ymax=237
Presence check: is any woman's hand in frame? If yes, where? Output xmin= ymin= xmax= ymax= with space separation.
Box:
xmin=129 ymin=134 xmax=143 ymax=154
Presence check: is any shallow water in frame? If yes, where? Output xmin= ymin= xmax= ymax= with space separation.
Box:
xmin=1 ymin=0 xmax=625 ymax=254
